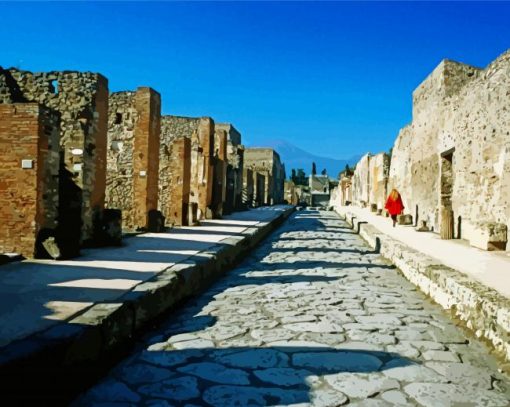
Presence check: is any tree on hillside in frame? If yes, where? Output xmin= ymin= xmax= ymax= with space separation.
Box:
xmin=321 ymin=168 xmax=327 ymax=176
xmin=312 ymin=162 xmax=317 ymax=176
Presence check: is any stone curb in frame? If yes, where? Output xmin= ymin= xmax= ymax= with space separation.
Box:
xmin=336 ymin=207 xmax=510 ymax=364
xmin=0 ymin=206 xmax=295 ymax=403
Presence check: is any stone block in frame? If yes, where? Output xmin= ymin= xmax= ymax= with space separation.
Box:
xmin=370 ymin=204 xmax=378 ymax=212
xmin=398 ymin=214 xmax=413 ymax=225
xmin=469 ymin=222 xmax=507 ymax=251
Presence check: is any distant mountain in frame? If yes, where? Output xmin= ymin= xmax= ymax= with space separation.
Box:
xmin=249 ymin=139 xmax=361 ymax=178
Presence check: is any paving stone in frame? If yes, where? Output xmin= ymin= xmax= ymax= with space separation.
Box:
xmin=76 ymin=379 xmax=141 ymax=404
xmin=404 ymin=382 xmax=510 ymax=406
xmin=254 ymin=367 xmax=316 ymax=387
xmin=292 ymin=351 xmax=383 ymax=372
xmin=382 ymin=359 xmax=447 ymax=383
xmin=425 ymin=361 xmax=494 ymax=389
xmin=325 ymin=372 xmax=399 ymax=398
xmin=171 ymin=338 xmax=215 ymax=350
xmin=380 ymin=390 xmax=409 ymax=405
xmin=138 ymin=376 xmax=200 ymax=401
xmin=177 ymin=362 xmax=250 ymax=385
xmin=139 ymin=349 xmax=203 ymax=368
xmin=117 ymin=363 xmax=174 ymax=385
xmin=202 ymin=385 xmax=309 ymax=407
xmin=421 ymin=350 xmax=461 ymax=362
xmin=212 ymin=348 xmax=289 ymax=368
xmin=309 ymin=387 xmax=348 ymax=406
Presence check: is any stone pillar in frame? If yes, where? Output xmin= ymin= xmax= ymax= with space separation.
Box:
xmin=133 ymin=88 xmax=161 ymax=231
xmin=0 ymin=104 xmax=60 ymax=258
xmin=166 ymin=137 xmax=191 ymax=226
xmin=212 ymin=128 xmax=227 ymax=218
xmin=440 ymin=207 xmax=454 ymax=239
xmin=197 ymin=117 xmax=214 ymax=219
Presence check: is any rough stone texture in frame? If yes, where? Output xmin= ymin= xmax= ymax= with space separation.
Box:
xmin=106 ymin=87 xmax=161 ymax=231
xmin=211 ymin=128 xmax=227 ymax=218
xmin=242 ymin=168 xmax=254 ymax=206
xmin=244 ymin=147 xmax=285 ymax=206
xmin=351 ymin=152 xmax=389 ymax=211
xmin=216 ymin=123 xmax=244 ymax=214
xmin=386 ymin=52 xmax=510 ymax=248
xmin=75 ymin=210 xmax=510 ymax=406
xmin=339 ymin=207 xmax=510 ymax=362
xmin=0 ymin=67 xmax=109 ymax=249
xmin=309 ymin=175 xmax=330 ymax=207
xmin=284 ymin=180 xmax=299 ymax=205
xmin=159 ymin=116 xmax=214 ymax=222
xmin=0 ymin=104 xmax=60 ymax=257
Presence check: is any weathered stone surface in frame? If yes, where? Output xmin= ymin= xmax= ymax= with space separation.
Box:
xmin=325 ymin=373 xmax=399 ymax=398
xmin=244 ymin=148 xmax=285 ymax=206
xmin=177 ymin=362 xmax=250 ymax=385
xmin=138 ymin=376 xmax=200 ymax=401
xmin=404 ymin=382 xmax=510 ymax=406
xmin=292 ymin=351 xmax=383 ymax=372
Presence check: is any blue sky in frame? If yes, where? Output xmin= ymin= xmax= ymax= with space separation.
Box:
xmin=1 ymin=2 xmax=509 ymax=159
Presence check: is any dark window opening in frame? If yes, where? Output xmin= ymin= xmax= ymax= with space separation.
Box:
xmin=115 ymin=113 xmax=122 ymax=124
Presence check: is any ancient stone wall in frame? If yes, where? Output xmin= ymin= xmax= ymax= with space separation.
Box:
xmin=242 ymin=168 xmax=254 ymax=206
xmin=159 ymin=116 xmax=214 ymax=222
xmin=368 ymin=152 xmax=390 ymax=210
xmin=212 ymin=128 xmax=227 ymax=217
xmin=106 ymin=87 xmax=161 ymax=231
xmin=159 ymin=116 xmax=198 ymax=226
xmin=216 ymin=123 xmax=244 ymax=214
xmin=0 ymin=104 xmax=60 ymax=257
xmin=0 ymin=67 xmax=108 ymax=250
xmin=352 ymin=153 xmax=371 ymax=206
xmin=385 ymin=51 xmax=510 ymax=249
xmin=244 ymin=148 xmax=285 ymax=205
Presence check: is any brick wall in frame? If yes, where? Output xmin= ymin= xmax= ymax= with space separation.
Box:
xmin=165 ymin=137 xmax=191 ymax=226
xmin=0 ymin=104 xmax=60 ymax=257
xmin=212 ymin=128 xmax=227 ymax=217
xmin=0 ymin=68 xmax=109 ymax=247
xmin=106 ymin=87 xmax=161 ymax=231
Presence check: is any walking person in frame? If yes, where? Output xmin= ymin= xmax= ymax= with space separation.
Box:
xmin=385 ymin=188 xmax=404 ymax=227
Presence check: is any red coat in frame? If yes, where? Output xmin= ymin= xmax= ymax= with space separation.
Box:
xmin=385 ymin=195 xmax=404 ymax=216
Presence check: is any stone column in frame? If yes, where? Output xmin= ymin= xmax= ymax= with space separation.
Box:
xmin=440 ymin=206 xmax=454 ymax=239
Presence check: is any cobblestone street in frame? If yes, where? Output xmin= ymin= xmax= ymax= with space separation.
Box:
xmin=74 ymin=210 xmax=510 ymax=406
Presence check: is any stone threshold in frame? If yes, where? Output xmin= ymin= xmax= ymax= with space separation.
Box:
xmin=0 ymin=206 xmax=295 ymax=403
xmin=335 ymin=206 xmax=510 ymax=365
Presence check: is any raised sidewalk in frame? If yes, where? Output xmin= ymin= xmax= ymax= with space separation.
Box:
xmin=0 ymin=205 xmax=294 ymax=402
xmin=335 ymin=205 xmax=510 ymax=365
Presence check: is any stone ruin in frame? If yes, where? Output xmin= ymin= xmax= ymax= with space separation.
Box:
xmin=0 ymin=66 xmax=287 ymax=259
xmin=243 ymin=148 xmax=286 ymax=206
xmin=0 ymin=67 xmax=109 ymax=258
xmin=216 ymin=123 xmax=245 ymax=214
xmin=159 ymin=115 xmax=214 ymax=224
xmin=106 ymin=87 xmax=162 ymax=231
xmin=339 ymin=49 xmax=510 ymax=251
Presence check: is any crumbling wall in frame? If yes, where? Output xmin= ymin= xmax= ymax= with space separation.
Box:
xmin=352 ymin=154 xmax=371 ymax=206
xmin=387 ymin=51 xmax=510 ymax=249
xmin=242 ymin=168 xmax=254 ymax=206
xmin=0 ymin=67 xmax=108 ymax=250
xmin=159 ymin=116 xmax=199 ymax=226
xmin=368 ymin=152 xmax=390 ymax=210
xmin=106 ymin=87 xmax=161 ymax=231
xmin=212 ymin=128 xmax=227 ymax=217
xmin=0 ymin=104 xmax=60 ymax=257
xmin=217 ymin=123 xmax=244 ymax=213
xmin=244 ymin=148 xmax=285 ymax=206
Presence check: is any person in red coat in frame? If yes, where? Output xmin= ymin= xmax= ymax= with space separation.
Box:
xmin=385 ymin=189 xmax=404 ymax=227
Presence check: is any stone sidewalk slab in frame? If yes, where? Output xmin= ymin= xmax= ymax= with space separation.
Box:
xmin=335 ymin=205 xmax=510 ymax=363
xmin=0 ymin=206 xmax=293 ymax=400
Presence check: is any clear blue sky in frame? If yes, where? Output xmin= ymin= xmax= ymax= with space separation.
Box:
xmin=1 ymin=2 xmax=509 ymax=159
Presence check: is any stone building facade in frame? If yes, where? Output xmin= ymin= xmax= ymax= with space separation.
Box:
xmin=242 ymin=168 xmax=254 ymax=206
xmin=243 ymin=148 xmax=285 ymax=206
xmin=106 ymin=87 xmax=161 ymax=231
xmin=346 ymin=50 xmax=510 ymax=251
xmin=284 ymin=180 xmax=299 ymax=205
xmin=216 ymin=123 xmax=244 ymax=214
xmin=159 ymin=116 xmax=214 ymax=223
xmin=0 ymin=67 xmax=108 ymax=256
xmin=0 ymin=104 xmax=60 ymax=257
